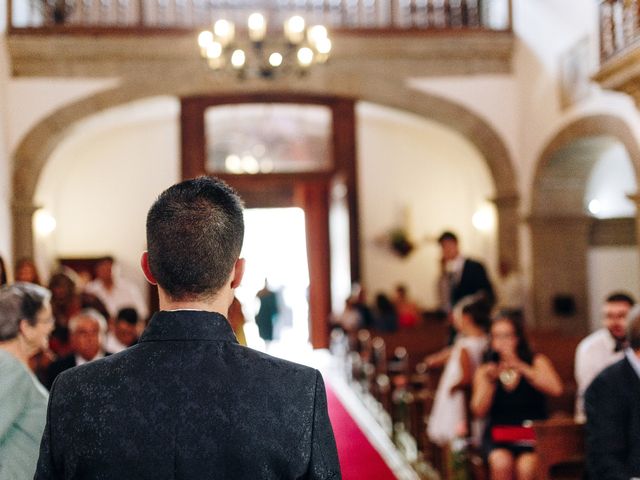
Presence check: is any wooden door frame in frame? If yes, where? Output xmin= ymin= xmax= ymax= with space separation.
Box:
xmin=179 ymin=93 xmax=359 ymax=348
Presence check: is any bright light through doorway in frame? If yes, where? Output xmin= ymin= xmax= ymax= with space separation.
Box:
xmin=235 ymin=207 xmax=312 ymax=362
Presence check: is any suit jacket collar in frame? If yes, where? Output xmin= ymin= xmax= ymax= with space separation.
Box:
xmin=140 ymin=310 xmax=238 ymax=343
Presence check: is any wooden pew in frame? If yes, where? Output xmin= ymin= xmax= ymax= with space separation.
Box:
xmin=531 ymin=418 xmax=585 ymax=480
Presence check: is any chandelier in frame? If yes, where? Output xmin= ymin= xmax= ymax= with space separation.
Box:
xmin=197 ymin=13 xmax=332 ymax=80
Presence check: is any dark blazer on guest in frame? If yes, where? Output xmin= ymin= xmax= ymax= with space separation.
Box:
xmin=35 ymin=310 xmax=341 ymax=480
xmin=451 ymin=258 xmax=495 ymax=308
xmin=585 ymin=355 xmax=640 ymax=480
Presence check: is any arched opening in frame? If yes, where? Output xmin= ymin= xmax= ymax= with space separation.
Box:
xmin=16 ymin=82 xmax=516 ymax=349
xmin=531 ymin=115 xmax=640 ymax=333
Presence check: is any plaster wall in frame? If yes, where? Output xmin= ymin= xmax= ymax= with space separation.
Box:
xmin=7 ymin=77 xmax=118 ymax=154
xmin=0 ymin=36 xmax=12 ymax=266
xmin=357 ymin=102 xmax=496 ymax=309
xmin=34 ymin=96 xmax=181 ymax=296
xmin=588 ymin=247 xmax=640 ymax=331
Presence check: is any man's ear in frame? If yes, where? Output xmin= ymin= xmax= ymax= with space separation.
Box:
xmin=230 ymin=258 xmax=245 ymax=289
xmin=140 ymin=252 xmax=157 ymax=285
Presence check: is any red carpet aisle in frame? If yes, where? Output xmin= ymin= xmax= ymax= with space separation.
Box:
xmin=326 ymin=385 xmax=398 ymax=480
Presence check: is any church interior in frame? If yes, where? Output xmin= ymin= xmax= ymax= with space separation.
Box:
xmin=2 ymin=0 xmax=640 ymax=478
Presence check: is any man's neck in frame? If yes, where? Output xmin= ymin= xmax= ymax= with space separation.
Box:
xmin=158 ymin=291 xmax=230 ymax=317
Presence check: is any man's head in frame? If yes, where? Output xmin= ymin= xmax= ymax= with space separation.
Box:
xmin=69 ymin=309 xmax=106 ymax=361
xmin=438 ymin=231 xmax=459 ymax=262
xmin=603 ymin=292 xmax=635 ymax=340
xmin=94 ymin=256 xmax=114 ymax=283
xmin=115 ymin=307 xmax=138 ymax=347
xmin=143 ymin=177 xmax=245 ymax=302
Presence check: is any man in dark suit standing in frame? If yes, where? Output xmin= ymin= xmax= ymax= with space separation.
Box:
xmin=36 ymin=177 xmax=341 ymax=479
xmin=438 ymin=231 xmax=495 ymax=312
xmin=585 ymin=304 xmax=640 ymax=480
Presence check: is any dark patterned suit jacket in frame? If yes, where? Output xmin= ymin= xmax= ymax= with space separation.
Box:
xmin=35 ymin=310 xmax=341 ymax=479
xmin=585 ymin=355 xmax=640 ymax=480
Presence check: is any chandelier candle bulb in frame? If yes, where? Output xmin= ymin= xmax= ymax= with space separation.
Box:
xmin=297 ymin=47 xmax=314 ymax=67
xmin=269 ymin=52 xmax=283 ymax=67
xmin=214 ymin=19 xmax=235 ymax=47
xmin=307 ymin=25 xmax=328 ymax=45
xmin=248 ymin=13 xmax=267 ymax=42
xmin=198 ymin=30 xmax=213 ymax=56
xmin=206 ymin=42 xmax=223 ymax=59
xmin=285 ymin=16 xmax=306 ymax=44
xmin=231 ymin=49 xmax=246 ymax=69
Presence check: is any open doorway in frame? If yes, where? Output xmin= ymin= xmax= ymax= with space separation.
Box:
xmin=235 ymin=207 xmax=312 ymax=361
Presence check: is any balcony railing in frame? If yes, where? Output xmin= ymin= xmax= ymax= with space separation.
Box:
xmin=9 ymin=0 xmax=512 ymax=33
xmin=599 ymin=0 xmax=640 ymax=62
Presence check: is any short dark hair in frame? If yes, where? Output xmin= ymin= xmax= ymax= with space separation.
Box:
xmin=146 ymin=176 xmax=244 ymax=301
xmin=438 ymin=231 xmax=458 ymax=244
xmin=117 ymin=307 xmax=138 ymax=326
xmin=0 ymin=283 xmax=51 ymax=341
xmin=605 ymin=292 xmax=635 ymax=306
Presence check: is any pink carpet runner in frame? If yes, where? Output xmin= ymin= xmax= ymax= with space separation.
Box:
xmin=325 ymin=385 xmax=397 ymax=480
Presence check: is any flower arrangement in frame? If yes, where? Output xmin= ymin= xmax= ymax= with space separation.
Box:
xmin=388 ymin=228 xmax=415 ymax=258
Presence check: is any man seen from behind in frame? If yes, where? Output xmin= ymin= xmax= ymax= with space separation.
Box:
xmin=35 ymin=176 xmax=341 ymax=479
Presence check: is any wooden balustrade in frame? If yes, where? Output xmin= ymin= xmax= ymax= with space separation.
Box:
xmin=600 ymin=0 xmax=640 ymax=62
xmin=8 ymin=0 xmax=512 ymax=33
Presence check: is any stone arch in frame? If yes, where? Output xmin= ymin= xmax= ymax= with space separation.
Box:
xmin=530 ymin=114 xmax=640 ymax=333
xmin=12 ymin=77 xmax=518 ymax=266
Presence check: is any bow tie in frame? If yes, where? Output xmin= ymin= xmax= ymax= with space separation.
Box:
xmin=614 ymin=339 xmax=629 ymax=352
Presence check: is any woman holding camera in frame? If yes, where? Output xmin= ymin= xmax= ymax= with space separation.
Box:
xmin=471 ymin=310 xmax=563 ymax=480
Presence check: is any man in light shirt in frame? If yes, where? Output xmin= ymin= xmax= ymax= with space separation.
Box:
xmin=575 ymin=292 xmax=635 ymax=421
xmin=84 ymin=256 xmax=148 ymax=321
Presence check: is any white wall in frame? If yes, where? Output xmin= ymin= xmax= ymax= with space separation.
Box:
xmin=585 ymin=142 xmax=637 ymax=218
xmin=34 ymin=96 xmax=181 ymax=296
xmin=357 ymin=102 xmax=496 ymax=309
xmin=7 ymin=78 xmax=118 ymax=153
xmin=588 ymin=247 xmax=640 ymax=331
xmin=0 ymin=36 xmax=12 ymax=268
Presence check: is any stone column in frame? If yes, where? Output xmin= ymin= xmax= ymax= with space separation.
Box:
xmin=12 ymin=199 xmax=37 ymax=262
xmin=529 ymin=214 xmax=592 ymax=334
xmin=492 ymin=193 xmax=520 ymax=270
xmin=627 ymin=194 xmax=640 ymax=256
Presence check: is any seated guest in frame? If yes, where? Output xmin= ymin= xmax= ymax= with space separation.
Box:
xmin=575 ymin=292 xmax=635 ymax=421
xmin=393 ymin=284 xmax=420 ymax=328
xmin=428 ymin=296 xmax=489 ymax=447
xmin=104 ymin=307 xmax=139 ymax=353
xmin=471 ymin=310 xmax=563 ymax=480
xmin=585 ymin=304 xmax=640 ymax=480
xmin=48 ymin=270 xmax=82 ymax=357
xmin=84 ymin=256 xmax=148 ymax=321
xmin=44 ymin=309 xmax=109 ymax=389
xmin=373 ymin=293 xmax=398 ymax=332
xmin=0 ymin=283 xmax=53 ymax=479
xmin=14 ymin=257 xmax=41 ymax=285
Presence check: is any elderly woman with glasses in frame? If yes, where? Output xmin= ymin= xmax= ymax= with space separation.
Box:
xmin=0 ymin=282 xmax=53 ymax=479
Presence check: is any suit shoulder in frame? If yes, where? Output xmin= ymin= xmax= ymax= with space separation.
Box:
xmin=587 ymin=358 xmax=628 ymax=391
xmin=239 ymin=347 xmax=318 ymax=376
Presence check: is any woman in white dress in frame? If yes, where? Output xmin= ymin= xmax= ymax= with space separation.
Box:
xmin=427 ymin=296 xmax=490 ymax=446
